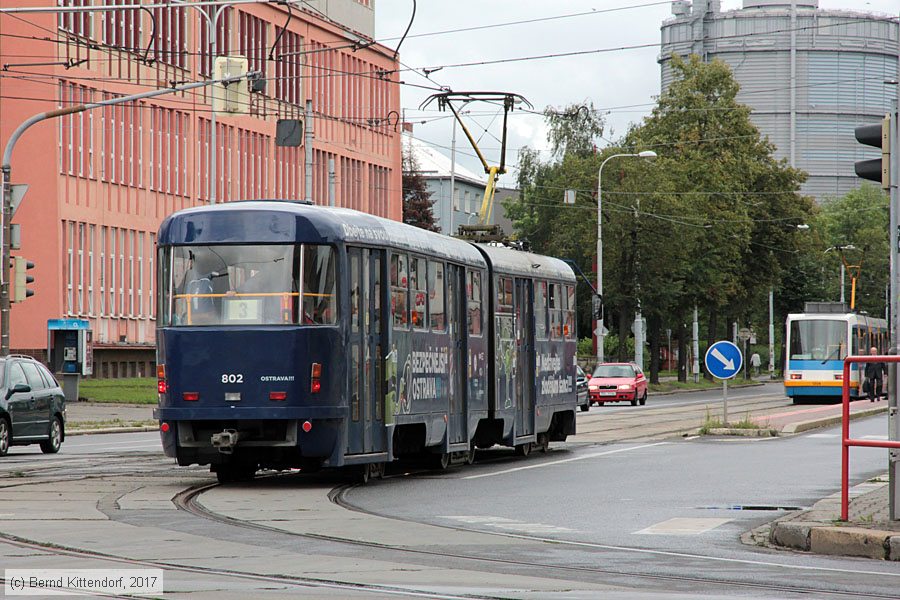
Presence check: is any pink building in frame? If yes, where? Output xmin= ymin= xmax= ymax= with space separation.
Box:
xmin=0 ymin=0 xmax=401 ymax=377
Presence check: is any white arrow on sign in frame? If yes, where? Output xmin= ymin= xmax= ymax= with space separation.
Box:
xmin=710 ymin=347 xmax=736 ymax=371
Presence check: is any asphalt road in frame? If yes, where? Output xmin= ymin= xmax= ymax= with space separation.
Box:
xmin=1 ymin=385 xmax=897 ymax=599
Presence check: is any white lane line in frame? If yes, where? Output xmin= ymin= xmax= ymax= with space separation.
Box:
xmin=440 ymin=516 xmax=575 ymax=534
xmin=486 ymin=530 xmax=900 ymax=578
xmin=462 ymin=442 xmax=668 ymax=480
xmin=806 ymin=433 xmax=839 ymax=438
xmin=635 ymin=518 xmax=731 ymax=535
xmin=862 ymin=435 xmax=888 ymax=440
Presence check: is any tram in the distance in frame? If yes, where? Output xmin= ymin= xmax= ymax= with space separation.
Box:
xmin=154 ymin=200 xmax=578 ymax=482
xmin=784 ymin=302 xmax=887 ymax=403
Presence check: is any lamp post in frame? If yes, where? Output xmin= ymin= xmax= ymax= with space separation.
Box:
xmin=595 ymin=150 xmax=656 ymax=367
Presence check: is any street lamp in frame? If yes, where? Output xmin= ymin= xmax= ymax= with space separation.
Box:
xmin=595 ymin=150 xmax=656 ymax=367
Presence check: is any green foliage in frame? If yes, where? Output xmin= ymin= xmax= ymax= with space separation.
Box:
xmin=815 ymin=183 xmax=889 ymax=315
xmin=507 ymin=54 xmax=814 ymax=382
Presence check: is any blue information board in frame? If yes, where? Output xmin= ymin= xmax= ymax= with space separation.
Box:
xmin=704 ymin=340 xmax=743 ymax=380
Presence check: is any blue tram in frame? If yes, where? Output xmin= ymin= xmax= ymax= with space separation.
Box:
xmin=154 ymin=201 xmax=577 ymax=482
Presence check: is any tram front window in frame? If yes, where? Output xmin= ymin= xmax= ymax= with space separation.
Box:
xmin=162 ymin=244 xmax=337 ymax=326
xmin=790 ymin=320 xmax=847 ymax=361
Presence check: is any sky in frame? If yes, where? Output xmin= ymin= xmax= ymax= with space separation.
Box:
xmin=374 ymin=0 xmax=899 ymax=183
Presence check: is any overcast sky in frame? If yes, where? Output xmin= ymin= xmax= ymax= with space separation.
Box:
xmin=374 ymin=0 xmax=899 ymax=182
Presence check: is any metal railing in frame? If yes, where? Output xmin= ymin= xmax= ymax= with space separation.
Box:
xmin=841 ymin=354 xmax=900 ymax=521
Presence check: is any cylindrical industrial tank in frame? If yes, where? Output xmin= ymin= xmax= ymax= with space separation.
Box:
xmin=660 ymin=1 xmax=898 ymax=201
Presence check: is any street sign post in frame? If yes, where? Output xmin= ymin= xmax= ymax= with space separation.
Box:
xmin=705 ymin=340 xmax=743 ymax=425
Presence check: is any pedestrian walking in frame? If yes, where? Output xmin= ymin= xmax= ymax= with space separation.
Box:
xmin=750 ymin=352 xmax=761 ymax=377
xmin=864 ymin=346 xmax=886 ymax=402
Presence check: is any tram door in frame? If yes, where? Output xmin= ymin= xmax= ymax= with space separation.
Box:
xmin=348 ymin=247 xmax=387 ymax=455
xmin=447 ymin=265 xmax=467 ymax=444
xmin=514 ymin=278 xmax=535 ymax=436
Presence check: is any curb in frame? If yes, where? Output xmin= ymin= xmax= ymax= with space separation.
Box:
xmin=769 ymin=521 xmax=900 ymax=560
xmin=781 ymin=405 xmax=888 ymax=434
xmin=67 ymin=426 xmax=159 ymax=436
xmin=707 ymin=427 xmax=777 ymax=437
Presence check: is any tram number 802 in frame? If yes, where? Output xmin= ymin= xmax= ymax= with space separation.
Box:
xmin=221 ymin=373 xmax=244 ymax=384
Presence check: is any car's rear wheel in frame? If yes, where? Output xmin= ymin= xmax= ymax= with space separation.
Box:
xmin=0 ymin=417 xmax=9 ymax=456
xmin=40 ymin=416 xmax=62 ymax=454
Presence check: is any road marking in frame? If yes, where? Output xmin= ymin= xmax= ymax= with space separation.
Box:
xmin=440 ymin=516 xmax=575 ymax=534
xmin=806 ymin=433 xmax=838 ymax=438
xmin=483 ymin=530 xmax=900 ymax=578
xmin=70 ymin=439 xmax=159 ymax=448
xmin=462 ymin=442 xmax=668 ymax=480
xmin=862 ymin=435 xmax=888 ymax=440
xmin=635 ymin=517 xmax=731 ymax=535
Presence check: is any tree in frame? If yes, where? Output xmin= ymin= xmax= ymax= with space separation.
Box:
xmin=815 ymin=183 xmax=889 ymax=316
xmin=506 ymin=54 xmax=814 ymax=384
xmin=402 ymin=146 xmax=438 ymax=231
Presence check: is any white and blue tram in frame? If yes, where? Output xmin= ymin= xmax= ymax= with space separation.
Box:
xmin=784 ymin=303 xmax=887 ymax=403
xmin=155 ymin=201 xmax=578 ymax=482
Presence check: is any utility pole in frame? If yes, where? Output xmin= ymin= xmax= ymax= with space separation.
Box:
xmin=305 ymin=99 xmax=314 ymax=203
xmin=692 ymin=305 xmax=700 ymax=383
xmin=769 ymin=288 xmax=776 ymax=380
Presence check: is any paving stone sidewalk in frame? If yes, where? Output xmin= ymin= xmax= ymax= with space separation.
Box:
xmin=763 ymin=476 xmax=900 ymax=561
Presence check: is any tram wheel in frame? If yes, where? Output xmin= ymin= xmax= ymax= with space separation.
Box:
xmin=431 ymin=452 xmax=450 ymax=470
xmin=537 ymin=434 xmax=550 ymax=453
xmin=465 ymin=445 xmax=476 ymax=465
xmin=515 ymin=443 xmax=531 ymax=457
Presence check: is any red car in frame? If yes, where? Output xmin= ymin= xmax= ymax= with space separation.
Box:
xmin=588 ymin=363 xmax=648 ymax=406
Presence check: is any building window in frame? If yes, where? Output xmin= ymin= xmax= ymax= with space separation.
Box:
xmin=274 ymin=29 xmax=303 ymax=105
xmin=58 ymin=0 xmax=94 ymax=39
xmin=199 ymin=6 xmax=232 ymax=77
xmin=103 ymin=0 xmax=141 ymax=52
xmin=153 ymin=3 xmax=187 ymax=68
xmin=239 ymin=12 xmax=268 ymax=86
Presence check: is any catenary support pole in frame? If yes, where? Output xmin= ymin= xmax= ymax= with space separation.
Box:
xmin=890 ymin=92 xmax=899 ymax=520
xmin=769 ymin=288 xmax=775 ymax=379
xmin=305 ymin=99 xmax=314 ymax=204
xmin=692 ymin=305 xmax=700 ymax=383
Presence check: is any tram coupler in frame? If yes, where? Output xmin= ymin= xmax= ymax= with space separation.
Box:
xmin=211 ymin=429 xmax=240 ymax=454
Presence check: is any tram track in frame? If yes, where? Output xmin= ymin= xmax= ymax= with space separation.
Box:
xmin=171 ymin=473 xmax=899 ymax=599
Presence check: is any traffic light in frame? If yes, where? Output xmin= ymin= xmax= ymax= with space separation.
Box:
xmin=854 ymin=115 xmax=891 ymax=190
xmin=13 ymin=256 xmax=34 ymax=302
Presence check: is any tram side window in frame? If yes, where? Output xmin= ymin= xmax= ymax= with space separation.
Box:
xmin=351 ymin=251 xmax=361 ymax=332
xmin=467 ymin=270 xmax=483 ymax=336
xmin=548 ymin=283 xmax=561 ymax=339
xmin=301 ymin=245 xmax=337 ymax=325
xmin=535 ymin=280 xmax=547 ymax=340
xmin=496 ymin=276 xmax=514 ymax=342
xmin=564 ymin=284 xmax=576 ymax=339
xmin=411 ymin=257 xmax=427 ymax=330
xmin=390 ymin=254 xmax=409 ymax=328
xmin=429 ymin=261 xmax=446 ymax=332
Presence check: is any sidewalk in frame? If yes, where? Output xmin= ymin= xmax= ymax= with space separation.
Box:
xmin=758 ymin=477 xmax=900 ymax=561
xmin=65 ymin=402 xmax=157 ymax=435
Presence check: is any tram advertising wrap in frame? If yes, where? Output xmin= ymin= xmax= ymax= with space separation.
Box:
xmin=154 ymin=201 xmax=578 ymax=483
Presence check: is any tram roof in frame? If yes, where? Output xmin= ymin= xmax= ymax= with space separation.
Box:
xmin=158 ymin=200 xmax=487 ymax=266
xmin=475 ymin=244 xmax=576 ymax=283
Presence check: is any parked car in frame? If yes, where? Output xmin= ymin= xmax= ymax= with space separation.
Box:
xmin=0 ymin=355 xmax=66 ymax=456
xmin=575 ymin=365 xmax=590 ymax=412
xmin=588 ymin=362 xmax=648 ymax=406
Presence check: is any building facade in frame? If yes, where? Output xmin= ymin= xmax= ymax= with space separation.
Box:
xmin=0 ymin=0 xmax=401 ymax=376
xmin=660 ymin=0 xmax=899 ymax=201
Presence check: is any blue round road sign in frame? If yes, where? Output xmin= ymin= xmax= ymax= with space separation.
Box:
xmin=705 ymin=340 xmax=743 ymax=380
